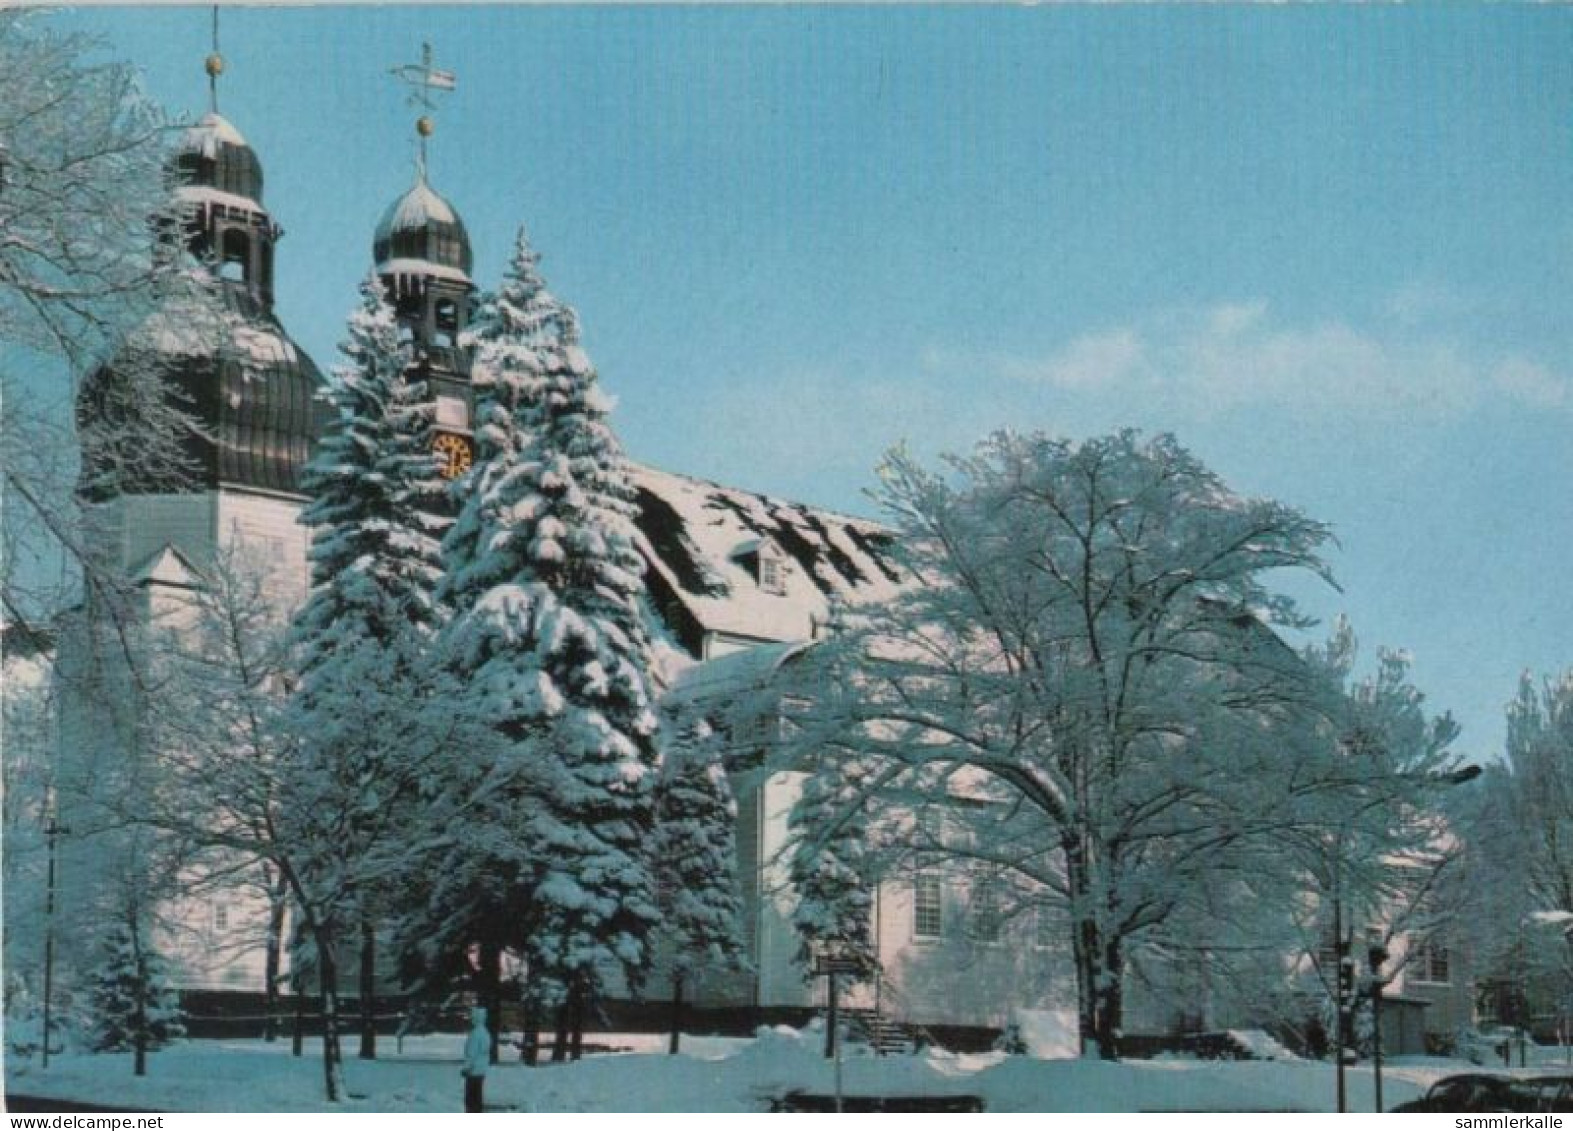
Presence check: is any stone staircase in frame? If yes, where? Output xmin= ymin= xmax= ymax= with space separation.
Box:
xmin=843 ymin=1007 xmax=922 ymax=1055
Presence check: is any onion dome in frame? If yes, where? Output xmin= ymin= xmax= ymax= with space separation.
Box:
xmin=373 ymin=179 xmax=473 ymax=283
xmin=78 ymin=284 xmax=327 ymax=500
xmin=173 ymin=112 xmax=263 ymax=205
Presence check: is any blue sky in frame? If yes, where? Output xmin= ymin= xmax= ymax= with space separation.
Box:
xmin=60 ymin=4 xmax=1572 ymax=760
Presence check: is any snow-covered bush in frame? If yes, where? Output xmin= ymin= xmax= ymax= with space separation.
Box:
xmin=994 ymin=1021 xmax=1029 ymax=1056
xmin=85 ymin=922 xmax=185 ymax=1054
xmin=4 ymin=976 xmax=67 ymax=1062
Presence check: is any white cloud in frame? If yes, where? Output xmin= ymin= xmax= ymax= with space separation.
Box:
xmin=995 ymin=328 xmax=1146 ymax=390
xmin=676 ymin=298 xmax=1569 ymax=508
xmin=985 ymin=301 xmax=1570 ymax=420
xmin=1491 ymin=357 xmax=1569 ymax=410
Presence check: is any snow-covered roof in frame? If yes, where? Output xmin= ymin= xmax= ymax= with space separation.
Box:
xmin=383 ymin=180 xmax=458 ymax=229
xmin=177 ymin=113 xmax=249 ymax=160
xmin=663 ymin=641 xmax=812 ymax=712
xmin=127 ymin=544 xmax=203 ymax=589
xmin=128 ymin=286 xmax=300 ymax=371
xmin=376 ymin=259 xmax=472 ymax=285
xmin=629 ymin=465 xmax=902 ymax=652
xmin=174 ymin=184 xmax=265 ymax=216
xmin=372 ymin=178 xmax=474 ymax=279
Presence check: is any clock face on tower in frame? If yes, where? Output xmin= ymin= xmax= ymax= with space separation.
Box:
xmin=433 ymin=431 xmax=474 ymax=480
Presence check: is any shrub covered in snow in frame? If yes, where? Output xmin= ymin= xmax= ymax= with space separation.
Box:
xmin=85 ymin=922 xmax=185 ymax=1055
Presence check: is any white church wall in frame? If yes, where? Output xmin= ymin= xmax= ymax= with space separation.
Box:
xmin=725 ymin=762 xmax=1069 ymax=1029
xmin=872 ymin=866 xmax=1070 ymax=1030
xmin=216 ymin=488 xmax=311 ymax=611
xmin=753 ymin=769 xmax=816 ymax=1010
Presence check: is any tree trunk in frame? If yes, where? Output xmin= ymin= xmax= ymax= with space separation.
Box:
xmin=263 ymin=869 xmax=287 ymax=1043
xmin=1094 ymin=937 xmax=1124 ymax=1061
xmin=668 ymin=971 xmax=685 ymax=1055
xmin=1065 ymin=836 xmax=1100 ymax=1058
xmin=132 ymin=932 xmax=148 ymax=1078
xmin=824 ymin=972 xmax=839 ymax=1060
xmin=480 ymin=942 xmax=502 ymax=1065
xmin=569 ymin=982 xmax=586 ymax=1062
xmin=292 ymin=973 xmax=305 ymax=1058
xmin=520 ymin=990 xmax=540 ymax=1066
xmin=316 ymin=925 xmax=345 ymax=1103
xmin=358 ymin=916 xmax=376 ymax=1060
xmin=551 ymin=997 xmax=570 ymax=1063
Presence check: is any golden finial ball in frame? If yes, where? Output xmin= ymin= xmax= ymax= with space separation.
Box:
xmin=205 ymin=53 xmax=225 ymax=78
xmin=416 ymin=116 xmax=435 ymax=138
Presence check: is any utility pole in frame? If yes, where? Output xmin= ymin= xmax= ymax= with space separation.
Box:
xmin=1332 ymin=852 xmax=1349 ymax=1114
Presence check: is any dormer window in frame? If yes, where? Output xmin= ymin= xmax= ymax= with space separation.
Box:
xmin=729 ymin=536 xmax=789 ymax=595
xmin=760 ymin=553 xmax=784 ymax=595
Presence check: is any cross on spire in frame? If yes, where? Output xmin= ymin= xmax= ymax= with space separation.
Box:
xmin=390 ymin=42 xmax=457 ymax=182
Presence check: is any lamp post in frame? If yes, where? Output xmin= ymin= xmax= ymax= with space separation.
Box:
xmin=1368 ymin=941 xmax=1390 ymax=1113
xmin=41 ymin=815 xmax=69 ymax=1069
xmin=1326 ymin=762 xmax=1479 ymax=1114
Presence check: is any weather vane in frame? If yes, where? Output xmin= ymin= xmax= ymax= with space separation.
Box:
xmin=205 ymin=5 xmax=224 ymax=114
xmin=390 ymin=43 xmax=457 ymax=182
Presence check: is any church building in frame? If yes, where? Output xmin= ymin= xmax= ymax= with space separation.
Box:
xmin=55 ymin=45 xmax=1068 ymax=1042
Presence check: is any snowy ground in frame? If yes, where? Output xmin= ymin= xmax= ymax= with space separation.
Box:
xmin=4 ymin=1027 xmax=1563 ymax=1113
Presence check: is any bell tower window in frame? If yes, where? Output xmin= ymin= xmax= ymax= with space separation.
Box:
xmin=220 ymin=228 xmax=250 ymax=282
xmin=434 ymin=297 xmax=459 ymax=348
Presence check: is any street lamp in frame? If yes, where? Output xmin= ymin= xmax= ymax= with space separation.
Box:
xmin=41 ymin=815 xmax=70 ymax=1069
xmin=1328 ymin=761 xmax=1480 ymax=1113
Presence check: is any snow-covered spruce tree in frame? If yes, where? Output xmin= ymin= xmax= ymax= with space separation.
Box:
xmin=86 ymin=918 xmax=185 ymax=1069
xmin=652 ymin=719 xmax=747 ymax=1053
xmin=436 ymin=228 xmax=660 ymax=1059
xmin=285 ymin=272 xmax=447 ymax=1076
xmin=294 ymin=271 xmax=447 ymax=645
xmin=788 ymin=754 xmax=878 ymax=973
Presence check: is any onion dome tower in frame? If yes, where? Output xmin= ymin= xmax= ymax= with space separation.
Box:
xmin=158 ymin=110 xmax=326 ymax=495
xmin=379 ymin=43 xmax=476 ymax=482
xmin=75 ymin=31 xmax=325 ymax=572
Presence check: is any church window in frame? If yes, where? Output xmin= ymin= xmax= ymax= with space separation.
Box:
xmin=1412 ymin=941 xmax=1450 ymax=984
xmin=913 ymin=874 xmax=943 ymax=940
xmin=970 ymin=879 xmax=1002 ymax=944
xmin=214 ymin=903 xmax=229 ymax=931
xmin=1034 ymin=904 xmax=1055 ymax=950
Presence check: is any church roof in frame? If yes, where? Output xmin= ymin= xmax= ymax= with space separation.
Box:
xmin=628 ymin=464 xmax=902 ymax=652
xmin=81 ymin=281 xmax=327 ymax=499
xmin=173 ymin=112 xmax=264 ymax=206
xmin=126 ymin=543 xmax=204 ymax=589
xmin=176 ymin=112 xmax=249 ymax=158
